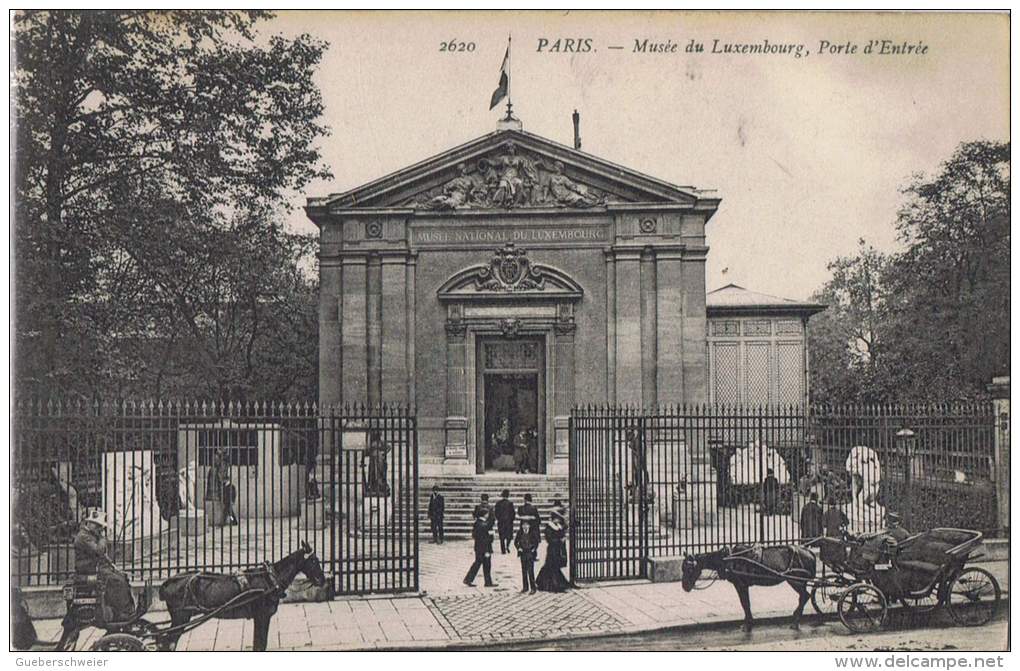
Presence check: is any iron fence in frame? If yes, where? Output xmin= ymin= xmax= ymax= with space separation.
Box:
xmin=12 ymin=400 xmax=418 ymax=596
xmin=569 ymin=403 xmax=998 ymax=582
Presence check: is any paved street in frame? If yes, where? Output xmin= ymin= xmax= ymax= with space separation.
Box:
xmin=514 ymin=613 xmax=1009 ymax=652
xmin=30 ymin=542 xmax=1008 ymax=652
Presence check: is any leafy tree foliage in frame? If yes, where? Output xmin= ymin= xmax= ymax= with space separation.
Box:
xmin=13 ymin=11 xmax=329 ymax=400
xmin=809 ymin=141 xmax=1009 ymax=402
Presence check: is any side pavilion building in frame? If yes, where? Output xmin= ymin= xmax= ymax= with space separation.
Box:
xmin=307 ymin=122 xmax=819 ymax=476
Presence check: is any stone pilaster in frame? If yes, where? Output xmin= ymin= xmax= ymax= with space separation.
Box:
xmin=640 ymin=247 xmax=657 ymax=409
xmin=444 ymin=315 xmax=469 ymax=464
xmin=681 ymin=247 xmax=709 ymax=405
xmin=553 ymin=318 xmax=576 ymax=466
xmin=340 ymin=255 xmax=368 ymax=405
xmin=604 ymin=250 xmax=617 ymax=405
xmin=614 ymin=249 xmax=643 ymax=406
xmin=655 ymin=246 xmax=685 ymax=407
xmin=366 ymin=256 xmax=383 ymax=407
xmin=380 ymin=253 xmax=409 ymax=405
xmin=987 ymin=376 xmax=1010 ymax=535
xmin=405 ymin=255 xmax=417 ymax=408
xmin=318 ymin=259 xmax=342 ymax=409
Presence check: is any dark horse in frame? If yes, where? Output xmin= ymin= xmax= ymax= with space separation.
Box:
xmin=159 ymin=541 xmax=327 ymax=651
xmin=682 ymin=545 xmax=816 ymax=632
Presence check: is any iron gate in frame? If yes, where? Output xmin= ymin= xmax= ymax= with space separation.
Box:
xmin=569 ymin=404 xmax=998 ymax=584
xmin=12 ymin=401 xmax=419 ymax=597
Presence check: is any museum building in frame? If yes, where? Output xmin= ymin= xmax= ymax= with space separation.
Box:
xmin=306 ymin=120 xmax=823 ymax=477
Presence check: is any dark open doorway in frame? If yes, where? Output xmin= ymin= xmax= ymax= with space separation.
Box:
xmin=476 ymin=337 xmax=545 ymax=474
xmin=483 ymin=373 xmax=540 ymax=472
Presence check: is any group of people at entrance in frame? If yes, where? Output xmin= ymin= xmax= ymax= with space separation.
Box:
xmin=431 ymin=487 xmax=571 ymax=594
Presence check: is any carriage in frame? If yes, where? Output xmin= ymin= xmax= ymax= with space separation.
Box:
xmin=809 ymin=528 xmax=1001 ymax=633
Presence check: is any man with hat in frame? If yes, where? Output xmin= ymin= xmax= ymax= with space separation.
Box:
xmin=494 ymin=489 xmax=516 ymax=554
xmin=74 ymin=509 xmax=134 ymax=621
xmin=518 ymin=493 xmax=542 ymax=548
xmin=463 ymin=508 xmax=497 ymax=587
xmin=427 ymin=485 xmax=445 ymax=544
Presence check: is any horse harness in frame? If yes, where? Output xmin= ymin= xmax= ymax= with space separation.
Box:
xmin=183 ymin=562 xmax=282 ymax=614
xmin=721 ymin=545 xmax=812 ymax=582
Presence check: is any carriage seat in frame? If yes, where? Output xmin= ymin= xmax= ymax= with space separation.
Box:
xmin=897 ymin=559 xmax=942 ymax=577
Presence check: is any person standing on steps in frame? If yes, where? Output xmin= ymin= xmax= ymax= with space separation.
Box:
xmin=494 ymin=489 xmax=516 ymax=554
xmin=463 ymin=509 xmax=497 ymax=587
xmin=518 ymin=493 xmax=542 ymax=548
xmin=428 ymin=485 xmax=445 ymax=544
xmin=473 ymin=493 xmax=495 ymax=530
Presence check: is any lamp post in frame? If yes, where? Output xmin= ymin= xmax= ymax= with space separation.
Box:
xmin=896 ymin=428 xmax=916 ymax=529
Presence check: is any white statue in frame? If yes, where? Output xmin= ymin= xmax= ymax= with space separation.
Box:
xmin=178 ymin=459 xmax=200 ymax=514
xmin=844 ymin=445 xmax=886 ymax=532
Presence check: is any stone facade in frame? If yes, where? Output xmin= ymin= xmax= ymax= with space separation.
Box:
xmin=307 ymin=128 xmax=721 ymax=475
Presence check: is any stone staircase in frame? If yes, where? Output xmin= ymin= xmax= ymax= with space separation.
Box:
xmin=418 ymin=474 xmax=569 ymax=540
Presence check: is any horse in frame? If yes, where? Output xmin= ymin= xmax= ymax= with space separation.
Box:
xmin=681 ymin=544 xmax=816 ymax=632
xmin=159 ymin=540 xmax=327 ymax=651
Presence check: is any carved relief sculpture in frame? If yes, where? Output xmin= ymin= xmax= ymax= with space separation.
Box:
xmin=414 ymin=142 xmax=610 ymax=210
xmin=474 ymin=243 xmax=545 ymax=292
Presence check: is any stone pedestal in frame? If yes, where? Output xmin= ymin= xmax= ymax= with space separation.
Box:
xmin=302 ymin=498 xmax=328 ymax=530
xmin=203 ymin=500 xmax=227 ymax=527
xmin=360 ymin=496 xmax=393 ymax=531
xmin=179 ymin=511 xmax=205 ymax=536
xmin=625 ymin=502 xmax=660 ymax=529
xmin=672 ymin=493 xmax=693 ymax=529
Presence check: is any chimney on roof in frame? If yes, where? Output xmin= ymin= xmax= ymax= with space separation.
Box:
xmin=572 ymin=110 xmax=582 ymax=150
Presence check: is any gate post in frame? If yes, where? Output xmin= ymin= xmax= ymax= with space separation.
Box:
xmin=568 ymin=410 xmax=577 ymax=583
xmin=987 ymin=376 xmax=1009 ymax=536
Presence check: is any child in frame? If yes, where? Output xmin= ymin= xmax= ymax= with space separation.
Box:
xmin=514 ymin=518 xmax=538 ymax=594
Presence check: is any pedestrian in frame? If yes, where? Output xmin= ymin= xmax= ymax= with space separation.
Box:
xmin=514 ymin=519 xmax=538 ymax=594
xmin=822 ymin=496 xmax=849 ymax=540
xmin=800 ymin=491 xmax=823 ymax=542
xmin=514 ymin=428 xmax=531 ymax=474
xmin=519 ymin=493 xmax=542 ymax=548
xmin=463 ymin=509 xmax=496 ymax=587
xmin=494 ymin=489 xmax=516 ymax=554
xmin=761 ymin=467 xmax=780 ymax=516
xmin=536 ymin=509 xmax=570 ymax=593
xmin=428 ymin=485 xmax=445 ymax=544
xmin=473 ymin=493 xmax=494 ymax=529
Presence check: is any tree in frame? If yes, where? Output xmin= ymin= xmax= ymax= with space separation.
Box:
xmin=13 ymin=11 xmax=330 ymax=399
xmin=808 ymin=240 xmax=894 ymax=402
xmin=808 ymin=141 xmax=1009 ymax=402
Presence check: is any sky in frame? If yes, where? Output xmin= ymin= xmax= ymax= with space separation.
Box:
xmin=267 ymin=10 xmax=1009 ymax=301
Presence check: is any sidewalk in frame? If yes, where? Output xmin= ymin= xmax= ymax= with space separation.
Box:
xmin=33 ymin=543 xmax=1008 ymax=652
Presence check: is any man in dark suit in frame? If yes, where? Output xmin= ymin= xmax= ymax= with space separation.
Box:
xmin=473 ymin=493 xmax=494 ymax=530
xmin=494 ymin=489 xmax=516 ymax=554
xmin=428 ymin=485 xmax=445 ymax=544
xmin=518 ymin=493 xmax=542 ymax=548
xmin=463 ymin=509 xmax=497 ymax=587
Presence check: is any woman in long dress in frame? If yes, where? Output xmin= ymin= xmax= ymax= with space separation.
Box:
xmin=536 ymin=510 xmax=570 ymax=593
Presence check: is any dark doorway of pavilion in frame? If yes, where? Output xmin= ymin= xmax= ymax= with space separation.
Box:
xmin=477 ymin=338 xmax=545 ymax=474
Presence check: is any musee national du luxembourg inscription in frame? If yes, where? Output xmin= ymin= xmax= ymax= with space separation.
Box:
xmin=411 ymin=225 xmax=608 ymax=247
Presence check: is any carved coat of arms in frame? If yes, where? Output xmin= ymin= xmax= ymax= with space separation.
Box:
xmin=474 ymin=244 xmax=545 ymax=292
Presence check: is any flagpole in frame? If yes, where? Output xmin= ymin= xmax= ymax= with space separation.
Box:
xmin=505 ymin=34 xmax=513 ymax=120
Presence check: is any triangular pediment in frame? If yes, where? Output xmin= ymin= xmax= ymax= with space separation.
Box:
xmin=313 ymin=129 xmax=703 ymax=212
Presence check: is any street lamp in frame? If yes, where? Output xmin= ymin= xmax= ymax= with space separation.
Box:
xmin=896 ymin=428 xmax=916 ymax=529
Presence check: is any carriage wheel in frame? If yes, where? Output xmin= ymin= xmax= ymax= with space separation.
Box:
xmin=810 ymin=583 xmax=844 ymax=614
xmin=838 ymin=584 xmax=887 ymax=633
xmin=947 ymin=567 xmax=1001 ymax=627
xmin=91 ymin=633 xmax=145 ymax=652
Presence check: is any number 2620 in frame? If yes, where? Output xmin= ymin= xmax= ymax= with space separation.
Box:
xmin=440 ymin=40 xmax=476 ymax=52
